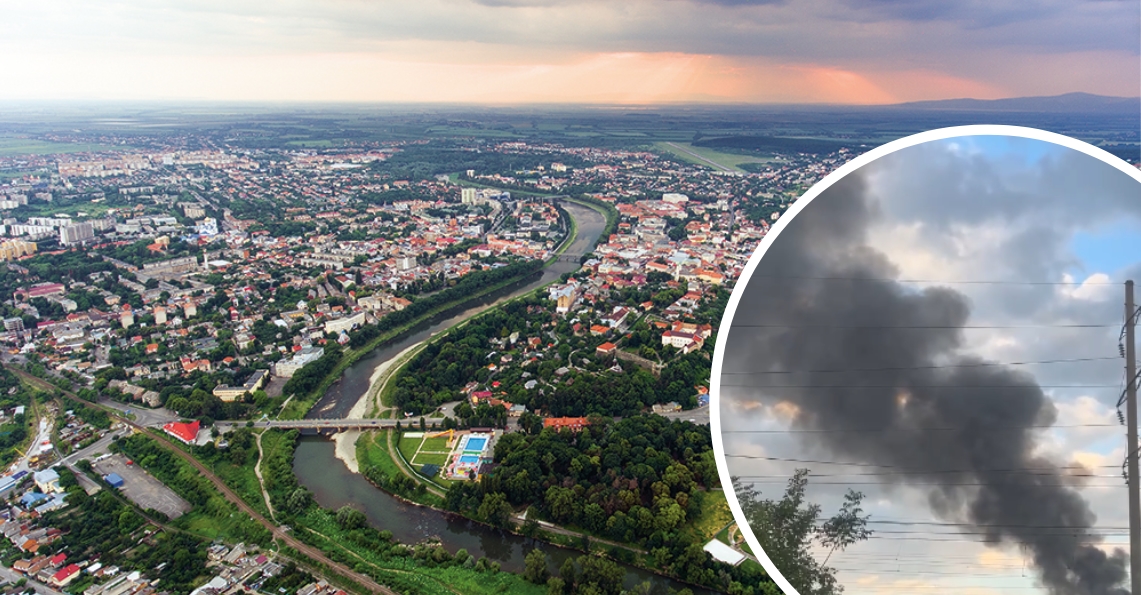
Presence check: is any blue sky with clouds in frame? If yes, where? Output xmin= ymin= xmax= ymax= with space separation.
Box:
xmin=719 ymin=134 xmax=1138 ymax=595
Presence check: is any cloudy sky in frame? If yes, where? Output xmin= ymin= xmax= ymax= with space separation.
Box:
xmin=0 ymin=0 xmax=1137 ymax=104
xmin=719 ymin=136 xmax=1137 ymax=595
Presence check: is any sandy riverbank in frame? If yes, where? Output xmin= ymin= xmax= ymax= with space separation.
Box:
xmin=332 ymin=338 xmax=431 ymax=474
xmin=331 ymin=430 xmax=362 ymax=474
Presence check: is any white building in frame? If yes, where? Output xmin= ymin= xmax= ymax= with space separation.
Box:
xmin=60 ymin=222 xmax=95 ymax=246
xmin=33 ymin=468 xmax=61 ymax=494
xmin=324 ymin=312 xmax=366 ymax=334
xmin=274 ymin=345 xmax=325 ymax=378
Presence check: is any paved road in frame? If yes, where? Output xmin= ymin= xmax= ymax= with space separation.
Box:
xmin=0 ymin=563 xmax=66 ymax=595
xmin=11 ymin=414 xmax=53 ymax=477
xmin=98 ymin=399 xmax=179 ymax=428
xmin=659 ymin=403 xmax=710 ymax=426
xmin=216 ymin=418 xmax=404 ymax=432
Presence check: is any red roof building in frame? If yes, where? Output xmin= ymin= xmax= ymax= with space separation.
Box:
xmin=544 ymin=417 xmax=590 ymax=431
xmin=51 ymin=564 xmax=81 ymax=587
xmin=49 ymin=552 xmax=66 ymax=566
xmin=162 ymin=420 xmax=200 ymax=445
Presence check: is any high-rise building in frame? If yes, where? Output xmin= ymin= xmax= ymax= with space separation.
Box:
xmin=461 ymin=187 xmax=478 ymax=204
xmin=59 ymin=222 xmax=94 ymax=246
xmin=154 ymin=305 xmax=167 ymax=326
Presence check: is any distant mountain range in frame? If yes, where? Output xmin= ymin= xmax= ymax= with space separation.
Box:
xmin=889 ymin=92 xmax=1140 ymax=114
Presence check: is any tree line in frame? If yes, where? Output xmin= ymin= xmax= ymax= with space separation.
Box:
xmin=444 ymin=416 xmax=773 ymax=594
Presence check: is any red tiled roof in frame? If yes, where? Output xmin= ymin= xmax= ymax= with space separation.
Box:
xmin=544 ymin=417 xmax=589 ymax=429
xmin=51 ymin=563 xmax=80 ymax=583
xmin=162 ymin=420 xmax=200 ymax=443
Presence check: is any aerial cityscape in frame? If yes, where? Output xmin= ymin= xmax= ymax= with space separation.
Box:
xmin=0 ymin=102 xmax=1133 ymax=595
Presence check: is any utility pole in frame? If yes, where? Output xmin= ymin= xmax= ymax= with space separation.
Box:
xmin=1126 ymin=279 xmax=1140 ymax=595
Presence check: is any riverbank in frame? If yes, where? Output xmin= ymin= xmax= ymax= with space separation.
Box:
xmin=280 ymin=261 xmax=545 ymax=420
xmin=290 ymin=197 xmax=592 ymax=422
xmin=290 ymin=200 xmax=722 ymax=592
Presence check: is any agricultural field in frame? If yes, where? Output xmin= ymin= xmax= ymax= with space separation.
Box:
xmin=0 ymin=136 xmax=118 ymax=156
xmin=653 ymin=141 xmax=779 ymax=173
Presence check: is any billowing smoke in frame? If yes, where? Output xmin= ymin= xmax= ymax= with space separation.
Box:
xmin=724 ymin=171 xmax=1130 ymax=595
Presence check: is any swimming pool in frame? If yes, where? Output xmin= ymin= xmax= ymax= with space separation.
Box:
xmin=458 ymin=454 xmax=480 ymax=464
xmin=464 ymin=437 xmax=487 ymax=452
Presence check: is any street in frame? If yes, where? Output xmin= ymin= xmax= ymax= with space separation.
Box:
xmin=0 ymin=564 xmax=66 ymax=595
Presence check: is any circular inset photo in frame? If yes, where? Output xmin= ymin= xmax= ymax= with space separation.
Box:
xmin=712 ymin=126 xmax=1137 ymax=595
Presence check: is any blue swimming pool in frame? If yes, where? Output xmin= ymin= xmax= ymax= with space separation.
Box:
xmin=458 ymin=454 xmax=480 ymax=464
xmin=464 ymin=437 xmax=487 ymax=452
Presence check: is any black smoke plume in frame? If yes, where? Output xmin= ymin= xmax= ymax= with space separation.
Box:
xmin=724 ymin=172 xmax=1130 ymax=595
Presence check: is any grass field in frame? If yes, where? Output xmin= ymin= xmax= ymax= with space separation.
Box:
xmin=397 ymin=432 xmax=457 ymax=481
xmin=684 ymin=488 xmax=735 ymax=542
xmin=653 ymin=141 xmax=779 ymax=173
xmin=361 ymin=430 xmax=454 ymax=496
xmin=0 ymin=136 xmax=117 ymax=157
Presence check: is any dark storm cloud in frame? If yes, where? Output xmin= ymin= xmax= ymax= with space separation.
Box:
xmin=723 ymin=171 xmax=1130 ymax=594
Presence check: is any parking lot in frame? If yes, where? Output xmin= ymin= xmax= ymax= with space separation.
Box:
xmin=92 ymin=454 xmax=191 ymax=520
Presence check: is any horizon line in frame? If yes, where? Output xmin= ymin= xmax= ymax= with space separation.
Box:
xmin=0 ymin=91 xmax=1138 ymax=111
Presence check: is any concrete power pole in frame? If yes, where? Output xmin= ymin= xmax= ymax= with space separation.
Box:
xmin=1126 ymin=279 xmax=1140 ymax=595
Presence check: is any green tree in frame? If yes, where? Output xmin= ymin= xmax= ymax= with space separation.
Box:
xmin=733 ymin=470 xmax=871 ymax=595
xmin=478 ymin=492 xmax=514 ymax=527
xmin=336 ymin=505 xmax=367 ymax=530
xmin=286 ymin=487 xmax=313 ymax=514
xmin=524 ymin=548 xmax=550 ymax=584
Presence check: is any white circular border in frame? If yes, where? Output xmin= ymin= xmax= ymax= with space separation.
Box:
xmin=709 ymin=124 xmax=1141 ymax=595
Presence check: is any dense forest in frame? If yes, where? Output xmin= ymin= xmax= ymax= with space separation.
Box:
xmin=444 ymin=416 xmax=773 ymax=595
xmin=367 ymin=141 xmax=593 ymax=181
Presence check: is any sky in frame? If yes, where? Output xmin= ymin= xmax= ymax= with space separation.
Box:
xmin=0 ymin=0 xmax=1138 ymax=104
xmin=718 ymin=136 xmax=1138 ymax=595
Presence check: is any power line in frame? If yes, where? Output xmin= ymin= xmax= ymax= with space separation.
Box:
xmin=736 ymin=479 xmax=1127 ymax=489
xmin=737 ymin=472 xmax=1123 ymax=480
xmin=723 ymin=453 xmax=1119 ymax=472
xmin=730 ymin=323 xmax=1116 ymax=329
xmin=866 ymin=519 xmax=1132 ymax=530
xmin=718 ymin=384 xmax=1119 ymax=388
xmin=719 ymin=356 xmax=1120 ymax=376
xmin=723 ymin=423 xmax=1119 ymax=434
xmin=742 ymin=275 xmax=1120 ymax=286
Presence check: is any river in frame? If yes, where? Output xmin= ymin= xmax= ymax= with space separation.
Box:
xmin=293 ymin=201 xmax=717 ymax=594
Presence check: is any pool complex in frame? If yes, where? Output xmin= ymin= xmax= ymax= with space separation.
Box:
xmin=462 ymin=436 xmax=487 ymax=452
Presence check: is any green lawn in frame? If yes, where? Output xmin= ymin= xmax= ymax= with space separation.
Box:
xmin=421 ymin=435 xmax=452 ymax=452
xmin=358 ymin=430 xmax=403 ymax=480
xmin=396 ymin=433 xmax=420 ymax=462
xmin=411 ymin=452 xmax=449 ymax=467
